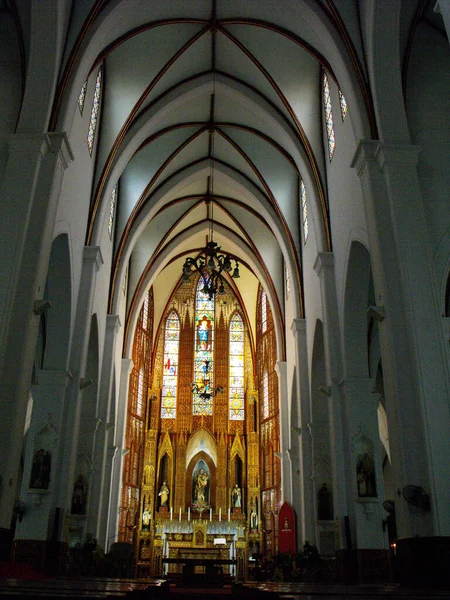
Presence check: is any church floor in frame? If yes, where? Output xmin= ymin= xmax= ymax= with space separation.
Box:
xmin=0 ymin=577 xmax=450 ymax=600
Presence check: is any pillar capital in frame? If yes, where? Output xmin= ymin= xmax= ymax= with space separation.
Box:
xmin=290 ymin=318 xmax=306 ymax=337
xmin=7 ymin=132 xmax=73 ymax=168
xmin=83 ymin=246 xmax=103 ymax=272
xmin=351 ymin=140 xmax=421 ymax=176
xmin=106 ymin=314 xmax=121 ymax=333
xmin=313 ymin=252 xmax=334 ymax=277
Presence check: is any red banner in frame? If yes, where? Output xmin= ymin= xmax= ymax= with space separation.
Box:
xmin=278 ymin=501 xmax=296 ymax=555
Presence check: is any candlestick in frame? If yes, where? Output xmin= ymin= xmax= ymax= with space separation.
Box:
xmin=210 ymin=508 xmax=212 ymax=521
xmin=219 ymin=507 xmax=221 ymax=521
xmin=170 ymin=507 xmax=173 ymax=520
xmin=179 ymin=507 xmax=181 ymax=522
xmin=188 ymin=507 xmax=190 ymax=521
xmin=228 ymin=507 xmax=231 ymax=521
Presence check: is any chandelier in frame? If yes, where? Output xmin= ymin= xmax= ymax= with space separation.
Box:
xmin=192 ymin=359 xmax=224 ymax=401
xmin=181 ymin=117 xmax=240 ymax=299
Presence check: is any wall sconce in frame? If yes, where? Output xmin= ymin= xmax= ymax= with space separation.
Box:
xmin=79 ymin=378 xmax=93 ymax=390
xmin=367 ymin=305 xmax=385 ymax=322
xmin=318 ymin=385 xmax=332 ymax=397
xmin=34 ymin=299 xmax=52 ymax=315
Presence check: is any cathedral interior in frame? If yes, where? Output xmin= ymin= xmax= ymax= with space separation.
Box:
xmin=0 ymin=0 xmax=450 ymax=595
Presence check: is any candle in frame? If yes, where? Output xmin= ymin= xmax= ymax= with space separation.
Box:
xmin=210 ymin=508 xmax=212 ymax=521
xmin=219 ymin=508 xmax=221 ymax=521
xmin=179 ymin=507 xmax=182 ymax=522
xmin=170 ymin=507 xmax=173 ymax=520
xmin=228 ymin=507 xmax=231 ymax=521
xmin=188 ymin=507 xmax=190 ymax=521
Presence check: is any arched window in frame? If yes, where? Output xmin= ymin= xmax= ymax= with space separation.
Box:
xmin=339 ymin=90 xmax=348 ymax=121
xmin=136 ymin=367 xmax=144 ymax=418
xmin=229 ymin=313 xmax=244 ymax=421
xmin=322 ymin=70 xmax=336 ymax=161
xmin=261 ymin=291 xmax=267 ymax=334
xmin=161 ymin=311 xmax=180 ymax=419
xmin=87 ymin=66 xmax=103 ymax=156
xmin=78 ymin=81 xmax=87 ymax=114
xmin=108 ymin=185 xmax=117 ymax=240
xmin=300 ymin=179 xmax=308 ymax=243
xmin=262 ymin=371 xmax=269 ymax=419
xmin=193 ymin=278 xmax=215 ymax=415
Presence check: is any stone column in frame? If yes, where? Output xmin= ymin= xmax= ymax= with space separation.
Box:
xmin=93 ymin=314 xmax=121 ymax=547
xmin=106 ymin=358 xmax=133 ymax=545
xmin=15 ymin=369 xmax=72 ymax=544
xmin=352 ymin=141 xmax=450 ymax=536
xmin=55 ymin=247 xmax=103 ymax=515
xmin=313 ymin=253 xmax=350 ymax=547
xmin=0 ymin=132 xmax=72 ymax=530
xmin=275 ymin=361 xmax=292 ymax=505
xmin=290 ymin=318 xmax=315 ymax=545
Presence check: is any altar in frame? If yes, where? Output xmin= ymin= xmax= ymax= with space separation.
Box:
xmin=164 ymin=521 xmax=235 ymax=576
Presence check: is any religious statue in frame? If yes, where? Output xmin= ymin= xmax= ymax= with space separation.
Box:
xmin=29 ymin=448 xmax=52 ymax=490
xmin=250 ymin=507 xmax=258 ymax=531
xmin=317 ymin=483 xmax=333 ymax=520
xmin=142 ymin=506 xmax=150 ymax=530
xmin=232 ymin=484 xmax=242 ymax=508
xmin=158 ymin=481 xmax=169 ymax=506
xmin=356 ymin=452 xmax=376 ymax=497
xmin=195 ymin=469 xmax=209 ymax=504
xmin=71 ymin=474 xmax=88 ymax=514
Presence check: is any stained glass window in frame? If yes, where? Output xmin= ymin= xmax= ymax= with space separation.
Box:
xmin=229 ymin=313 xmax=244 ymax=421
xmin=300 ymin=179 xmax=308 ymax=243
xmin=122 ymin=267 xmax=128 ymax=296
xmin=322 ymin=71 xmax=335 ymax=161
xmin=136 ymin=367 xmax=145 ymax=418
xmin=78 ymin=81 xmax=87 ymax=115
xmin=285 ymin=265 xmax=291 ymax=297
xmin=261 ymin=291 xmax=267 ymax=334
xmin=87 ymin=66 xmax=103 ymax=156
xmin=142 ymin=293 xmax=149 ymax=331
xmin=161 ymin=311 xmax=180 ymax=419
xmin=193 ymin=278 xmax=215 ymax=415
xmin=339 ymin=90 xmax=348 ymax=121
xmin=108 ymin=185 xmax=117 ymax=240
xmin=262 ymin=371 xmax=269 ymax=419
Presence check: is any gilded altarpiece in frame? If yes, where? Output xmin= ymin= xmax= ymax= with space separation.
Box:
xmin=130 ymin=278 xmax=265 ymax=577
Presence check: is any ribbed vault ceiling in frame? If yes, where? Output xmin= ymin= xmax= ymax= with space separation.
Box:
xmin=45 ymin=0 xmax=431 ymax=352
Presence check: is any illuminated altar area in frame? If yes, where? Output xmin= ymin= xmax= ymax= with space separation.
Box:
xmin=119 ymin=271 xmax=281 ymax=578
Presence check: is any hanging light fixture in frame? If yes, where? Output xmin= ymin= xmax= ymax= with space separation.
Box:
xmin=191 ymin=359 xmax=224 ymax=401
xmin=181 ymin=103 xmax=240 ymax=299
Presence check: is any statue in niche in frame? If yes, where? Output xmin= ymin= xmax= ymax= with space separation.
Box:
xmin=195 ymin=469 xmax=209 ymax=503
xmin=29 ymin=448 xmax=51 ymax=490
xmin=71 ymin=474 xmax=88 ymax=514
xmin=158 ymin=481 xmax=169 ymax=507
xmin=142 ymin=506 xmax=150 ymax=530
xmin=250 ymin=507 xmax=258 ymax=531
xmin=317 ymin=483 xmax=333 ymax=520
xmin=232 ymin=484 xmax=242 ymax=508
xmin=356 ymin=451 xmax=376 ymax=497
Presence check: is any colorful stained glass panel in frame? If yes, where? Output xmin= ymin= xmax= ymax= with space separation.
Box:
xmin=87 ymin=67 xmax=103 ymax=156
xmin=193 ymin=281 xmax=215 ymax=415
xmin=229 ymin=313 xmax=244 ymax=420
xmin=161 ymin=311 xmax=179 ymax=418
xmin=322 ymin=71 xmax=336 ymax=161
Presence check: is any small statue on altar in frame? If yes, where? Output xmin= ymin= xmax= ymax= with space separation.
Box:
xmin=142 ymin=506 xmax=150 ymax=530
xmin=232 ymin=484 xmax=242 ymax=508
xmin=158 ymin=481 xmax=169 ymax=507
xmin=250 ymin=507 xmax=258 ymax=531
xmin=195 ymin=469 xmax=209 ymax=503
